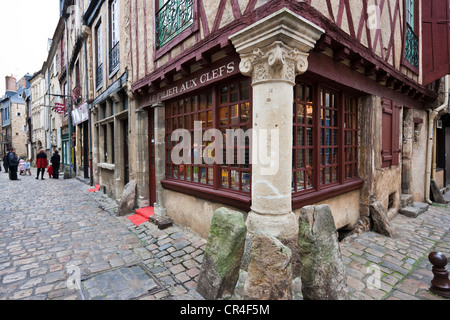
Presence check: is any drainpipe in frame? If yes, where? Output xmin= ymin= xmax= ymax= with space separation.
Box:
xmin=425 ymin=75 xmax=449 ymax=204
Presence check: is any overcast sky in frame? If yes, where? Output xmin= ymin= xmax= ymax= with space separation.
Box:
xmin=0 ymin=0 xmax=59 ymax=94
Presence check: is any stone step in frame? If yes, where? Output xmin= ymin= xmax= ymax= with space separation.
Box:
xmin=399 ymin=202 xmax=429 ymax=218
xmin=400 ymin=194 xmax=413 ymax=208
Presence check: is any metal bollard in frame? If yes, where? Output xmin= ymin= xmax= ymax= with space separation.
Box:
xmin=428 ymin=252 xmax=450 ymax=298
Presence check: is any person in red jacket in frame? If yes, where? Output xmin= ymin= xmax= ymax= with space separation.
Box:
xmin=47 ymin=164 xmax=53 ymax=179
xmin=36 ymin=149 xmax=48 ymax=180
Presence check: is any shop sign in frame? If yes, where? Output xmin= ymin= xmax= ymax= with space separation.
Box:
xmin=143 ymin=56 xmax=240 ymax=106
xmin=71 ymin=101 xmax=89 ymax=126
xmin=55 ymin=103 xmax=66 ymax=114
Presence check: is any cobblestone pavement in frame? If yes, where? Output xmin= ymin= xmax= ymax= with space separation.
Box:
xmin=0 ymin=168 xmax=449 ymax=300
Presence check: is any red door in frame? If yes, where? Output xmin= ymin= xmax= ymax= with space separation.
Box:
xmin=149 ymin=108 xmax=157 ymax=207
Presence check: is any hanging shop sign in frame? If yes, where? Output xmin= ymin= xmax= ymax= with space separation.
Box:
xmin=55 ymin=103 xmax=66 ymax=114
xmin=71 ymin=101 xmax=89 ymax=126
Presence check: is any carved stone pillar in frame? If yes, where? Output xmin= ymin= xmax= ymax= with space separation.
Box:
xmin=135 ymin=106 xmax=150 ymax=208
xmin=229 ymin=8 xmax=324 ymax=241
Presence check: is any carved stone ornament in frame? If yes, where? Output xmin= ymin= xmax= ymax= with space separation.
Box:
xmin=239 ymin=41 xmax=309 ymax=85
xmin=230 ymin=8 xmax=324 ymax=85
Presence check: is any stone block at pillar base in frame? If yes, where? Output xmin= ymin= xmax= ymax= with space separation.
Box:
xmin=298 ymin=205 xmax=349 ymax=300
xmin=243 ymin=231 xmax=292 ymax=300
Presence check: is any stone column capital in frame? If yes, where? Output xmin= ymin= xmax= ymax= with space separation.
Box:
xmin=238 ymin=41 xmax=310 ymax=85
xmin=229 ymin=8 xmax=324 ymax=85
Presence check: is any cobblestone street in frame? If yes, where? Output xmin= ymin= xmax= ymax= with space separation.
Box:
xmin=0 ymin=169 xmax=205 ymax=300
xmin=0 ymin=168 xmax=449 ymax=301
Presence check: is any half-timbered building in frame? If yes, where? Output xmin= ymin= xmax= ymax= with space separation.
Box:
xmin=125 ymin=0 xmax=448 ymax=245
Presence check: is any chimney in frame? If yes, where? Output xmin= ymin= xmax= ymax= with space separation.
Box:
xmin=5 ymin=74 xmax=17 ymax=92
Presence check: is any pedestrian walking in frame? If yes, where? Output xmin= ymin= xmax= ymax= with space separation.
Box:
xmin=47 ymin=164 xmax=53 ymax=179
xmin=50 ymin=150 xmax=61 ymax=179
xmin=36 ymin=149 xmax=48 ymax=180
xmin=8 ymin=148 xmax=20 ymax=181
xmin=24 ymin=159 xmax=32 ymax=176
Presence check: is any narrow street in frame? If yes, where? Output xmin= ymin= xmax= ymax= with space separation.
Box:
xmin=0 ymin=168 xmax=449 ymax=301
xmin=0 ymin=168 xmax=206 ymax=300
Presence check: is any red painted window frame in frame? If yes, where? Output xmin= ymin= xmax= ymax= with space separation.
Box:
xmin=292 ymin=80 xmax=363 ymax=210
xmin=162 ymin=75 xmax=252 ymax=209
xmin=401 ymin=0 xmax=420 ymax=74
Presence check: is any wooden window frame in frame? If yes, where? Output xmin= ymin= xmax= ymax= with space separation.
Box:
xmin=292 ymin=80 xmax=363 ymax=210
xmin=162 ymin=76 xmax=252 ymax=209
xmin=109 ymin=0 xmax=120 ymax=75
xmin=402 ymin=0 xmax=420 ymax=73
xmin=95 ymin=20 xmax=103 ymax=90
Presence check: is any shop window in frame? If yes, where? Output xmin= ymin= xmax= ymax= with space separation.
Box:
xmin=292 ymin=81 xmax=360 ymax=201
xmin=165 ymin=77 xmax=251 ymax=194
xmin=156 ymin=0 xmax=194 ymax=48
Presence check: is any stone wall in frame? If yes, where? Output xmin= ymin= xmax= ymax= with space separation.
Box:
xmin=410 ymin=109 xmax=428 ymax=202
xmin=10 ymin=102 xmax=28 ymax=158
xmin=163 ymin=189 xmax=247 ymax=239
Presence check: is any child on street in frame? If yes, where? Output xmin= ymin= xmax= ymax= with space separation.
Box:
xmin=25 ymin=159 xmax=32 ymax=176
xmin=47 ymin=164 xmax=53 ymax=179
xmin=19 ymin=159 xmax=25 ymax=176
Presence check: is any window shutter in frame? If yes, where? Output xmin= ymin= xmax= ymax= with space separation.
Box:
xmin=382 ymin=99 xmax=393 ymax=168
xmin=391 ymin=103 xmax=401 ymax=166
xmin=381 ymin=99 xmax=401 ymax=167
xmin=422 ymin=0 xmax=450 ymax=85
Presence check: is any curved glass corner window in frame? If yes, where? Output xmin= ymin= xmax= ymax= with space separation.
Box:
xmin=156 ymin=0 xmax=194 ymax=48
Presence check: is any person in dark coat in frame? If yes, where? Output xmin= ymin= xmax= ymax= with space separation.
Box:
xmin=36 ymin=149 xmax=48 ymax=180
xmin=8 ymin=148 xmax=20 ymax=181
xmin=3 ymin=150 xmax=10 ymax=173
xmin=50 ymin=150 xmax=61 ymax=179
